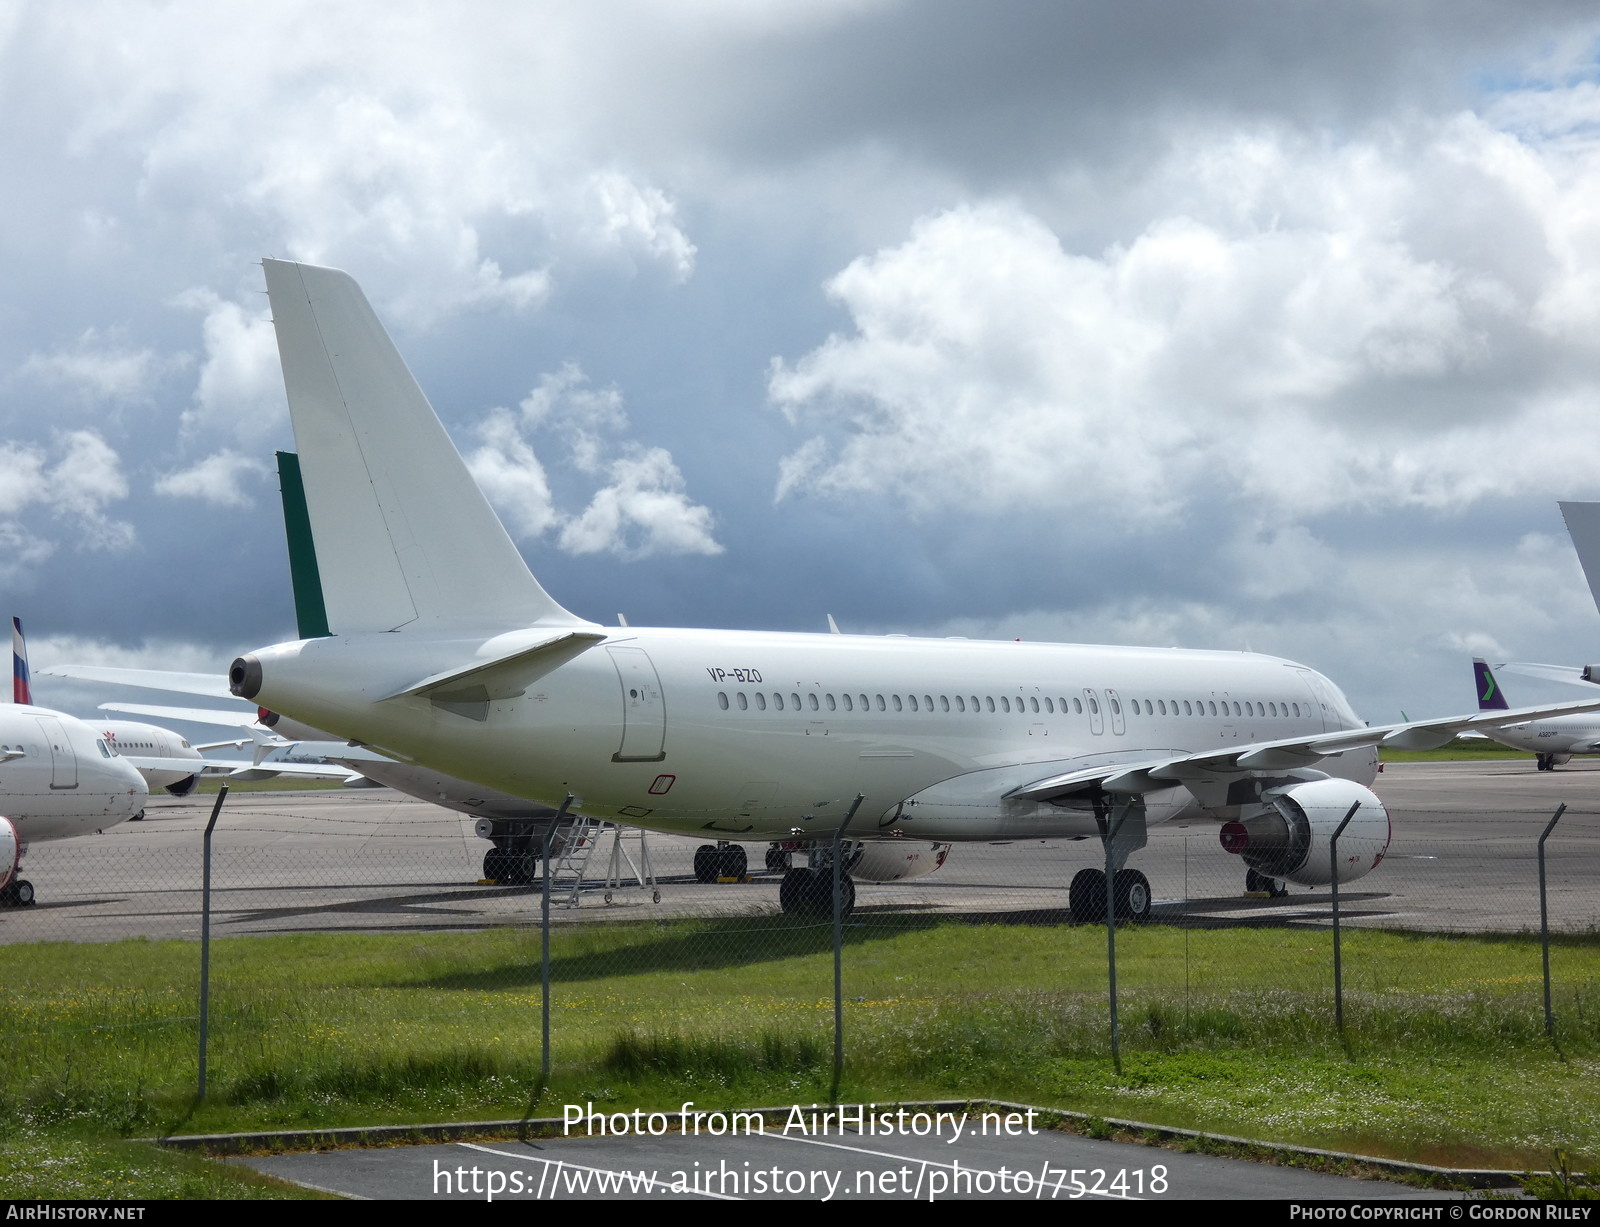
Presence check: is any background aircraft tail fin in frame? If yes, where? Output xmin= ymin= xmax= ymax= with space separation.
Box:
xmin=1473 ymin=657 xmax=1509 ymax=710
xmin=11 ymin=617 xmax=30 ymax=705
xmin=1560 ymin=501 xmax=1600 ymax=619
xmin=262 ymin=259 xmax=591 ymax=635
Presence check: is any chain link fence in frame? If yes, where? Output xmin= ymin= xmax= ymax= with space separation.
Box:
xmin=1 ymin=781 xmax=1597 ymax=1111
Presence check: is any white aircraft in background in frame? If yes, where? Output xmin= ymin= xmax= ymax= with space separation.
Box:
xmin=38 ymin=665 xmax=581 ymax=884
xmin=224 ymin=259 xmax=1600 ymax=921
xmin=0 ymin=618 xmax=148 ymax=905
xmin=1470 ymin=658 xmax=1600 ymax=770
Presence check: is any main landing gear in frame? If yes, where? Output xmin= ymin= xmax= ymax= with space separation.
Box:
xmin=1068 ymin=868 xmax=1152 ymax=924
xmin=1068 ymin=792 xmax=1153 ymax=926
xmin=0 ymin=879 xmax=34 ymax=907
xmin=778 ymin=867 xmax=855 ymax=919
xmin=1245 ymin=867 xmax=1289 ymax=898
xmin=1537 ymin=753 xmax=1557 ymax=772
xmin=693 ymin=842 xmax=748 ymax=883
xmin=482 ymin=839 xmax=539 ymax=885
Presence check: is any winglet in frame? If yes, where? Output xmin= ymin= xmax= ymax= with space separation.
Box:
xmin=1473 ymin=658 xmax=1509 ymax=711
xmin=11 ymin=617 xmax=30 ymax=705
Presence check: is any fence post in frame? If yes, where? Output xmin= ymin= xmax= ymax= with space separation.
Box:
xmin=198 ymin=785 xmax=230 ymax=1101
xmin=1538 ymin=804 xmax=1567 ymax=1037
xmin=541 ymin=795 xmax=575 ymax=1084
xmin=831 ymin=794 xmax=865 ymax=1103
xmin=1103 ymin=803 xmax=1123 ymax=1076
xmin=1329 ymin=801 xmax=1360 ymax=1034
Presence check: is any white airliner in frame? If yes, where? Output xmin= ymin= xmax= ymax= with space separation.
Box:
xmin=1469 ymin=658 xmax=1600 ymax=771
xmin=224 ymin=260 xmax=1600 ymax=922
xmin=1 ymin=619 xmax=148 ymax=905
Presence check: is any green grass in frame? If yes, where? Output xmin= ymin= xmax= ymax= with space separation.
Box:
xmin=2 ymin=920 xmax=1597 ymax=1195
xmin=1379 ymin=739 xmax=1526 ymax=763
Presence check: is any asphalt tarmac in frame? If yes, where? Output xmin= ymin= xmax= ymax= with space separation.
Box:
xmin=234 ymin=1120 xmax=1468 ymax=1201
xmin=2 ymin=759 xmax=1596 ymax=942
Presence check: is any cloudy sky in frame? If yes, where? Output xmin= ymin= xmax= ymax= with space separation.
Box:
xmin=8 ymin=0 xmax=1600 ymax=725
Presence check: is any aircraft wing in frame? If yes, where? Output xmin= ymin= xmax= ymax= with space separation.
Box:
xmin=1497 ymin=661 xmax=1600 ymax=688
xmin=116 ymin=754 xmax=211 ymax=777
xmin=99 ymin=702 xmax=261 ymax=728
xmin=1007 ymin=697 xmax=1600 ymax=803
xmin=199 ymin=759 xmax=366 ymax=783
xmin=35 ymin=665 xmax=233 ymax=698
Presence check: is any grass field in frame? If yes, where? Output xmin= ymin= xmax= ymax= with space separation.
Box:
xmin=1378 ymin=739 xmax=1525 ymax=763
xmin=2 ymin=916 xmax=1597 ymax=1197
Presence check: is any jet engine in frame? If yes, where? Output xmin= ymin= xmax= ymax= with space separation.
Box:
xmin=164 ymin=775 xmax=199 ymax=797
xmin=0 ymin=816 xmax=18 ymax=890
xmin=1217 ymin=778 xmax=1389 ymax=887
xmin=846 ymin=841 xmax=952 ymax=883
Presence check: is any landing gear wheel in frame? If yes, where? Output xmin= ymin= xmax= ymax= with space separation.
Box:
xmin=692 ymin=844 xmax=719 ymax=883
xmin=1113 ymin=869 xmax=1152 ymax=922
xmin=1536 ymin=754 xmax=1550 ymax=772
xmin=483 ymin=847 xmax=509 ymax=882
xmin=12 ymin=880 xmax=32 ymax=907
xmin=831 ymin=873 xmax=856 ymax=920
xmin=765 ymin=845 xmax=792 ymax=873
xmin=504 ymin=841 xmax=539 ymax=885
xmin=1246 ymin=867 xmax=1289 ymax=898
xmin=718 ymin=845 xmax=748 ymax=880
xmin=1069 ymin=868 xmax=1107 ymax=923
xmin=779 ymin=867 xmax=811 ymax=914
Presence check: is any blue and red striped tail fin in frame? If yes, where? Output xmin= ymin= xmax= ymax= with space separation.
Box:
xmin=11 ymin=617 xmax=31 ymax=705
xmin=1472 ymin=657 xmax=1508 ymax=710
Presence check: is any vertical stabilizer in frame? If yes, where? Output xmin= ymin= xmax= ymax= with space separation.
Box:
xmin=262 ymin=259 xmax=592 ymax=634
xmin=1560 ymin=501 xmax=1600 ymax=618
xmin=1473 ymin=658 xmax=1509 ymax=711
xmin=11 ymin=618 xmax=30 ymax=705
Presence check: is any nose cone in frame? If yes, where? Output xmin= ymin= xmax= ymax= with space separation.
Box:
xmin=230 ymin=654 xmax=263 ymax=700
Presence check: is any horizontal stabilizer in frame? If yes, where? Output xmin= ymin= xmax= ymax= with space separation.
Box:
xmin=384 ymin=630 xmax=608 ymax=704
xmin=39 ymin=666 xmax=233 ymax=698
xmin=99 ymin=702 xmax=260 ymax=728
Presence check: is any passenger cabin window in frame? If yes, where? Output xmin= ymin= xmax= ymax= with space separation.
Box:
xmin=875 ymin=695 xmax=886 ymax=711
xmin=892 ymin=695 xmax=903 ymax=712
xmin=826 ymin=694 xmax=836 ymax=711
xmin=737 ymin=693 xmax=748 ymax=710
xmin=908 ymin=695 xmax=919 ymax=712
xmin=717 ymin=692 xmax=729 ymax=710
xmin=955 ymin=696 xmax=966 ymax=712
xmin=843 ymin=694 xmax=853 ymax=711
xmin=985 ymin=697 xmax=995 ymax=712
xmin=809 ymin=694 xmax=820 ymax=711
xmin=940 ymin=695 xmax=950 ymax=712
xmin=924 ymin=694 xmax=934 ymax=711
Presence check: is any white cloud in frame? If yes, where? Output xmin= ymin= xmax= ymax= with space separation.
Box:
xmin=173 ymin=290 xmax=284 ymax=440
xmin=153 ymin=450 xmax=270 ymax=507
xmin=0 ymin=431 xmax=134 ymax=561
xmin=18 ymin=328 xmax=179 ymax=408
xmin=559 ymin=447 xmax=722 ymax=559
xmin=770 ymin=98 xmax=1600 ymax=524
xmin=466 ymin=364 xmax=721 ymax=558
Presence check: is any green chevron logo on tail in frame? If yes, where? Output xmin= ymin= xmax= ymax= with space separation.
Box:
xmin=1473 ymin=658 xmax=1509 ymax=710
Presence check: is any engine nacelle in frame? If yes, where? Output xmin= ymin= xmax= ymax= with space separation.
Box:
xmin=164 ymin=774 xmax=199 ymax=798
xmin=0 ymin=816 xmax=18 ymax=890
xmin=1218 ymin=778 xmax=1389 ymax=887
xmin=846 ymin=841 xmax=951 ymax=883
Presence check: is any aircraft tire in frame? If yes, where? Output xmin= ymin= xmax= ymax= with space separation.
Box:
xmin=779 ymin=867 xmax=810 ymax=914
xmin=1068 ymin=868 xmax=1106 ymax=924
xmin=12 ymin=880 xmax=34 ymax=907
xmin=1113 ymin=869 xmax=1152 ymax=922
xmin=483 ymin=848 xmax=508 ymax=883
xmin=765 ymin=845 xmax=791 ymax=873
xmin=717 ymin=844 xmax=747 ymax=880
xmin=692 ymin=845 xmax=719 ymax=883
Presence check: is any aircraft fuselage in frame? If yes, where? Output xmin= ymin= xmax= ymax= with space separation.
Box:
xmin=240 ymin=627 xmax=1375 ymax=843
